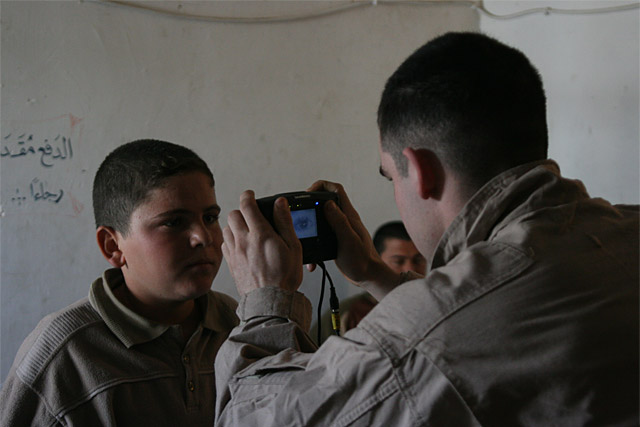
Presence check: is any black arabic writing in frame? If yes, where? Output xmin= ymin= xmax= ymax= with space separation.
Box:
xmin=1 ymin=133 xmax=73 ymax=168
xmin=30 ymin=178 xmax=64 ymax=203
xmin=8 ymin=179 xmax=65 ymax=205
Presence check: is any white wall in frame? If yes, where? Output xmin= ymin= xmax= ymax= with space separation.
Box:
xmin=0 ymin=0 xmax=478 ymax=382
xmin=1 ymin=0 xmax=638 ymax=384
xmin=480 ymin=0 xmax=639 ymax=203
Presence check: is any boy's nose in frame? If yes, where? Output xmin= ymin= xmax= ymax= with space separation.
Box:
xmin=190 ymin=223 xmax=213 ymax=247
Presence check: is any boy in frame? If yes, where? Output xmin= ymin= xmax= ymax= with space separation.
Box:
xmin=0 ymin=139 xmax=238 ymax=426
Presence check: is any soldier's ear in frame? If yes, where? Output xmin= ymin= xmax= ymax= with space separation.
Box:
xmin=403 ymin=147 xmax=439 ymax=200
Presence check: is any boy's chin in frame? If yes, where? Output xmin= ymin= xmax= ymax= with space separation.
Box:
xmin=181 ymin=272 xmax=217 ymax=297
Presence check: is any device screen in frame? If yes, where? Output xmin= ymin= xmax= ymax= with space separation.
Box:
xmin=291 ymin=208 xmax=318 ymax=239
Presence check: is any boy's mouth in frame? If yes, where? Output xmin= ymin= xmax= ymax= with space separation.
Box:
xmin=186 ymin=258 xmax=216 ymax=268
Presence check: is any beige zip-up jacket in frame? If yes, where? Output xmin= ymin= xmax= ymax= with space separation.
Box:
xmin=215 ymin=161 xmax=639 ymax=426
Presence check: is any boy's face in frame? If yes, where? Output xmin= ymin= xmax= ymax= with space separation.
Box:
xmin=116 ymin=171 xmax=223 ymax=306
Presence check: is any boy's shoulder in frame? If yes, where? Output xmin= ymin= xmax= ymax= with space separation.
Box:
xmin=209 ymin=290 xmax=238 ymax=310
xmin=205 ymin=290 xmax=240 ymax=331
xmin=13 ymin=298 xmax=104 ymax=386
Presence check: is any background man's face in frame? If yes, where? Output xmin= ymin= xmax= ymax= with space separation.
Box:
xmin=380 ymin=238 xmax=427 ymax=275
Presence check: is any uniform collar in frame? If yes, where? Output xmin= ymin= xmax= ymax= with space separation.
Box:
xmin=430 ymin=160 xmax=588 ymax=269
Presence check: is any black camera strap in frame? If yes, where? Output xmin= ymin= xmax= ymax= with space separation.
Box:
xmin=316 ymin=261 xmax=340 ymax=344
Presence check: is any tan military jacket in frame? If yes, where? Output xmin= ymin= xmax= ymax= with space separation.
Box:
xmin=215 ymin=161 xmax=639 ymax=426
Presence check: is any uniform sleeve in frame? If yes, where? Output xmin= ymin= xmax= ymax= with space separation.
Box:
xmin=214 ymin=287 xmax=317 ymax=420
xmin=213 ymin=287 xmax=407 ymax=427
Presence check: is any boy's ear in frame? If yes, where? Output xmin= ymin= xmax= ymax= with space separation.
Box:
xmin=96 ymin=226 xmax=126 ymax=268
xmin=402 ymin=147 xmax=439 ymax=200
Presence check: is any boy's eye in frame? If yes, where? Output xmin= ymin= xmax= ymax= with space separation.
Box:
xmin=204 ymin=214 xmax=219 ymax=225
xmin=162 ymin=218 xmax=184 ymax=228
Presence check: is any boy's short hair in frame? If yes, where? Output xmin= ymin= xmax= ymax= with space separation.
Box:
xmin=93 ymin=139 xmax=214 ymax=235
xmin=372 ymin=221 xmax=411 ymax=255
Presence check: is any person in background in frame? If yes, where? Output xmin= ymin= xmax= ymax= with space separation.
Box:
xmin=215 ymin=32 xmax=638 ymax=425
xmin=0 ymin=139 xmax=238 ymax=426
xmin=311 ymin=220 xmax=426 ymax=342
